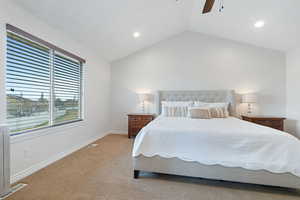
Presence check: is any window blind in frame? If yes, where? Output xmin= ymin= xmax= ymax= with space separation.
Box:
xmin=6 ymin=29 xmax=83 ymax=135
xmin=53 ymin=53 xmax=82 ymax=125
xmin=6 ymin=32 xmax=51 ymax=133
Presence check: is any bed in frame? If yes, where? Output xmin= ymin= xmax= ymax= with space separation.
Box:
xmin=132 ymin=90 xmax=300 ymax=189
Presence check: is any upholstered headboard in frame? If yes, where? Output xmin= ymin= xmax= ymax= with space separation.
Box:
xmin=157 ymin=90 xmax=236 ymax=116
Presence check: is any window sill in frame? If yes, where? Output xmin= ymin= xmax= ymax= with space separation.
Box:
xmin=10 ymin=119 xmax=84 ymax=144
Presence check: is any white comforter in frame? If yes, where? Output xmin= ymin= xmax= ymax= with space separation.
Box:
xmin=132 ymin=116 xmax=300 ymax=177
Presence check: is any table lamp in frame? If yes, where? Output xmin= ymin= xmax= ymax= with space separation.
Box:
xmin=138 ymin=93 xmax=151 ymax=113
xmin=242 ymin=93 xmax=257 ymax=114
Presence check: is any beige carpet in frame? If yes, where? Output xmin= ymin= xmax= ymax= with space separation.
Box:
xmin=7 ymin=134 xmax=300 ymax=200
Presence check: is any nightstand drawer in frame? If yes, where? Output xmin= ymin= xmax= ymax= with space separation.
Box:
xmin=242 ymin=116 xmax=285 ymax=131
xmin=254 ymin=120 xmax=282 ymax=127
xmin=128 ymin=114 xmax=155 ymax=138
xmin=129 ymin=116 xmax=153 ymax=121
xmin=129 ymin=116 xmax=142 ymax=121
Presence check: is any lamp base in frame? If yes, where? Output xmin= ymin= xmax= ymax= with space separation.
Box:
xmin=141 ymin=101 xmax=145 ymax=113
xmin=247 ymin=103 xmax=252 ymax=115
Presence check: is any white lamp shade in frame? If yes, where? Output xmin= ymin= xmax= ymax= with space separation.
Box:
xmin=138 ymin=93 xmax=151 ymax=102
xmin=242 ymin=93 xmax=257 ymax=103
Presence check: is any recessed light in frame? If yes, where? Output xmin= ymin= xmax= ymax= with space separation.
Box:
xmin=254 ymin=20 xmax=265 ymax=28
xmin=133 ymin=32 xmax=141 ymax=38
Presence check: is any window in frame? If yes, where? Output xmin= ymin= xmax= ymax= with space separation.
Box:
xmin=53 ymin=53 xmax=82 ymax=125
xmin=6 ymin=25 xmax=84 ymax=135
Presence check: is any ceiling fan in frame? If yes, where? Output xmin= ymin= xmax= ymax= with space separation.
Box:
xmin=202 ymin=0 xmax=224 ymax=14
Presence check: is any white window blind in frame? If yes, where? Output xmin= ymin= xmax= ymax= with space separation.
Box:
xmin=6 ymin=31 xmax=83 ymax=135
xmin=53 ymin=53 xmax=82 ymax=125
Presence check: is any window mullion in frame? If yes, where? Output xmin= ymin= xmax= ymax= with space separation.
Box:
xmin=49 ymin=49 xmax=55 ymax=126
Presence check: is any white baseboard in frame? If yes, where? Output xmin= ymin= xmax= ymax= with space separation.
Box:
xmin=10 ymin=132 xmax=109 ymax=184
xmin=109 ymin=130 xmax=127 ymax=135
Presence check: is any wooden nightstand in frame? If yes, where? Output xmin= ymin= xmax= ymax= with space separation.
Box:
xmin=241 ymin=115 xmax=286 ymax=131
xmin=127 ymin=114 xmax=155 ymax=138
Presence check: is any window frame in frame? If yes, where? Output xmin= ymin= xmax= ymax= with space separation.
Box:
xmin=6 ymin=25 xmax=85 ymax=136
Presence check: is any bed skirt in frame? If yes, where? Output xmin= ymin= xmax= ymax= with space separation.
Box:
xmin=133 ymin=155 xmax=300 ymax=189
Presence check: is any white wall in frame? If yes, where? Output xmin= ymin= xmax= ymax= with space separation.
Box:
xmin=111 ymin=31 xmax=286 ymax=132
xmin=0 ymin=0 xmax=111 ymax=182
xmin=286 ymin=48 xmax=300 ymax=138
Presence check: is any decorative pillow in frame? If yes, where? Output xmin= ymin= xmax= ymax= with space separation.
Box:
xmin=188 ymin=107 xmax=211 ymax=119
xmin=209 ymin=107 xmax=229 ymax=118
xmin=161 ymin=101 xmax=193 ymax=117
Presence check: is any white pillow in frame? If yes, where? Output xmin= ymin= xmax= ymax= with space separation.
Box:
xmin=193 ymin=101 xmax=207 ymax=107
xmin=161 ymin=101 xmax=193 ymax=117
xmin=209 ymin=102 xmax=229 ymax=109
xmin=194 ymin=102 xmax=229 ymax=110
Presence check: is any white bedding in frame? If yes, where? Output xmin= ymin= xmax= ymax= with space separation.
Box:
xmin=132 ymin=116 xmax=300 ymax=177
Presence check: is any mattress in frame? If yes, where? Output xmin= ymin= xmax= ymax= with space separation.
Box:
xmin=132 ymin=116 xmax=300 ymax=177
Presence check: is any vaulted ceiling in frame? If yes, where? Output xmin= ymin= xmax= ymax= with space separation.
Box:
xmin=12 ymin=0 xmax=300 ymax=61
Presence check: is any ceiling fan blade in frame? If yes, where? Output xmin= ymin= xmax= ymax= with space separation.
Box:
xmin=202 ymin=0 xmax=215 ymax=14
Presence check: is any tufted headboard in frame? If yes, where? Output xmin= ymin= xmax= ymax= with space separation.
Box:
xmin=156 ymin=90 xmax=236 ymax=116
